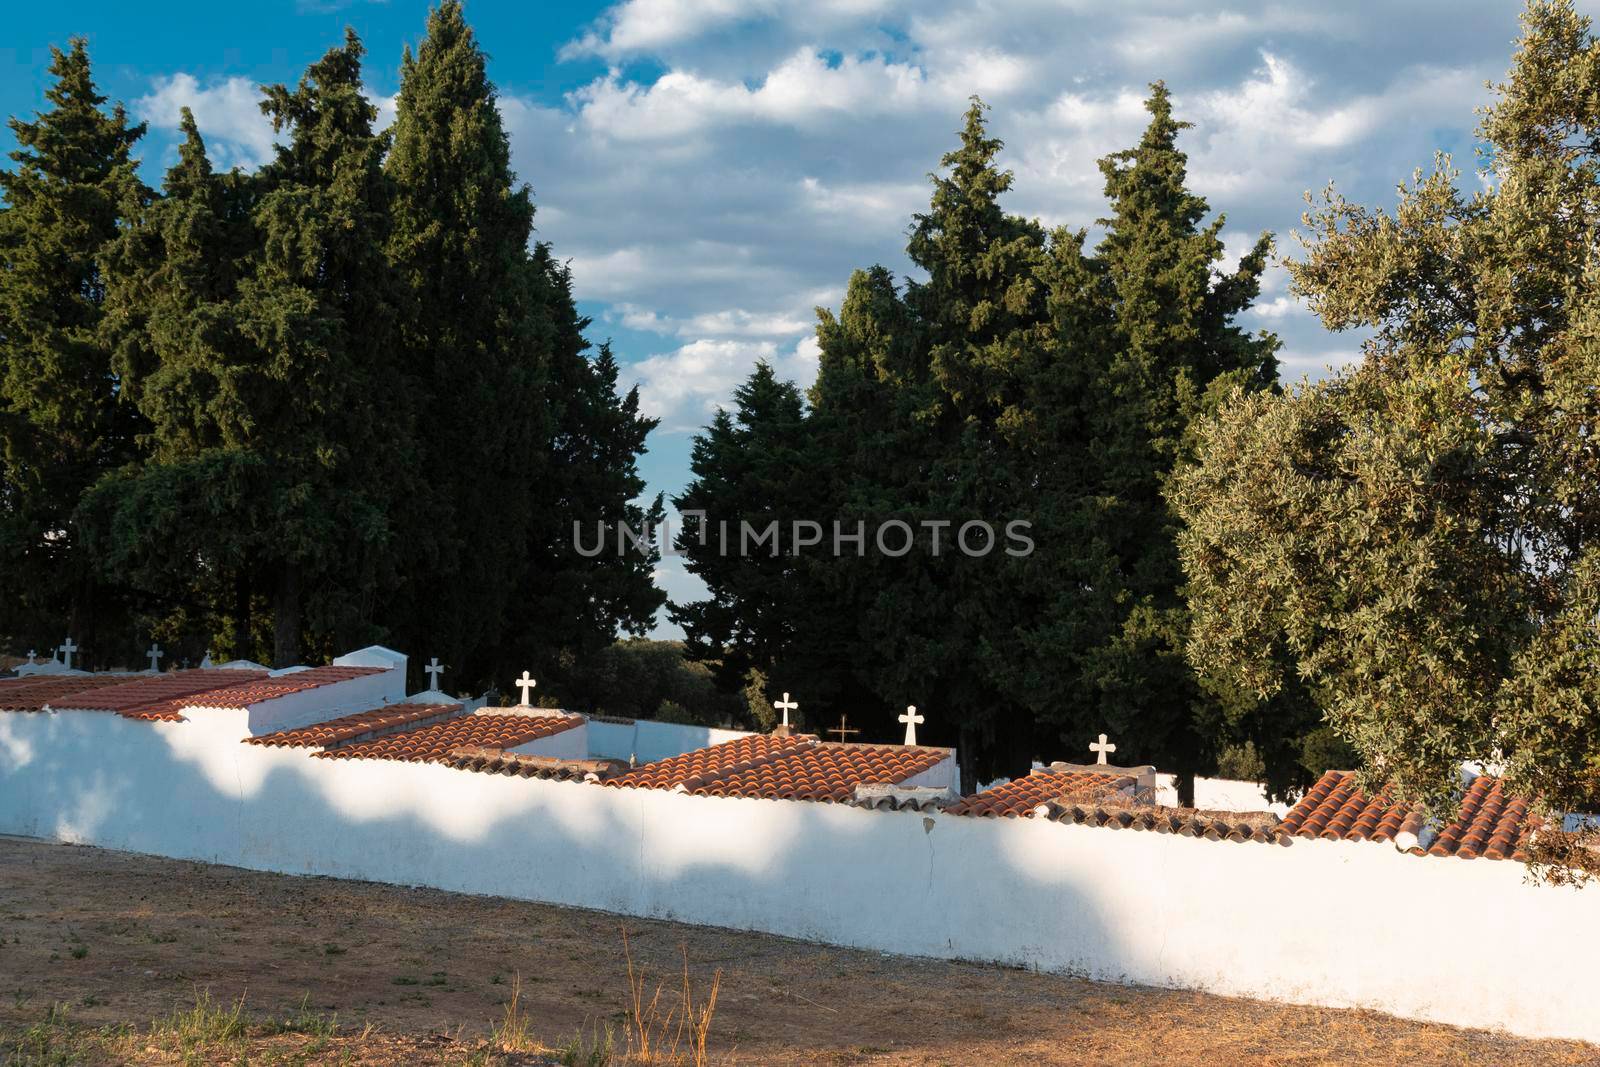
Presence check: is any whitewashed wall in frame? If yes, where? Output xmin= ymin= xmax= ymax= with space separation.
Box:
xmin=585 ymin=718 xmax=753 ymax=764
xmin=0 ymin=709 xmax=1595 ymax=1045
xmin=509 ymin=720 xmax=589 ymax=760
xmin=1156 ymin=774 xmax=1292 ymax=815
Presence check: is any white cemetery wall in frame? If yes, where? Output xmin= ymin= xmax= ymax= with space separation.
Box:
xmin=0 ymin=708 xmax=1595 ymax=1045
xmin=1156 ymin=774 xmax=1292 ymax=815
xmin=585 ymin=718 xmax=754 ymax=764
xmin=508 ymin=721 xmax=589 ymax=760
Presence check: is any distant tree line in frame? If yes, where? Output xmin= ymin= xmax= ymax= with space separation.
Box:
xmin=0 ymin=4 xmax=663 ymax=695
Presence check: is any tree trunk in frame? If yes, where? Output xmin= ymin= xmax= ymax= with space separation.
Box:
xmin=1175 ymin=767 xmax=1196 ymax=808
xmin=272 ymin=563 xmax=301 ymax=668
xmin=957 ymin=727 xmax=977 ymax=796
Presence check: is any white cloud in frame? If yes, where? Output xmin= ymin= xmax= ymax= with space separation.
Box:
xmin=1248 ymin=296 xmax=1299 ymax=320
xmin=570 ymin=49 xmax=938 ymax=143
xmin=564 ymin=0 xmax=767 ymax=59
xmin=631 ymin=335 xmax=818 ymax=432
xmin=134 ymin=75 xmax=277 ymax=170
xmin=565 ymin=0 xmax=900 ymax=61
xmin=615 ymin=304 xmax=812 ymax=339
xmin=134 ymin=76 xmax=401 ymax=172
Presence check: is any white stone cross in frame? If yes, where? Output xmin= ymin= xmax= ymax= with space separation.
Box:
xmin=424 ymin=657 xmax=444 ymax=691
xmin=899 ymin=704 xmax=925 ymax=746
xmin=25 ymin=650 xmax=36 ymax=665
xmin=59 ymin=638 xmax=78 ymax=671
xmin=1089 ymin=733 xmax=1117 ymax=765
xmin=773 ymin=692 xmax=798 ymax=729
xmin=514 ymin=671 xmax=537 ymax=706
xmin=146 ymin=643 xmax=163 ymax=672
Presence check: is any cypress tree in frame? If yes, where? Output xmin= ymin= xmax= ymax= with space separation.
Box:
xmin=383 ymin=0 xmax=547 ymax=690
xmin=671 ymin=361 xmax=810 ymax=702
xmin=245 ymin=29 xmax=408 ymax=664
xmin=510 ymin=277 xmax=665 ymax=691
xmin=85 ymin=109 xmax=265 ymax=661
xmin=1065 ymin=83 xmax=1279 ymax=803
xmin=676 ymin=93 xmax=1282 ymax=792
xmin=0 ymin=39 xmax=148 ymax=661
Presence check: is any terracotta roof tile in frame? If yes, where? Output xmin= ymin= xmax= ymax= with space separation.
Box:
xmin=125 ymin=665 xmax=388 ymax=722
xmin=944 ymin=768 xmax=1137 ymax=818
xmin=0 ymin=674 xmax=138 ymax=712
xmin=38 ymin=669 xmax=270 ymax=719
xmin=602 ymin=734 xmax=812 ymax=791
xmin=688 ymin=743 xmax=949 ymax=802
xmin=177 ymin=666 xmax=385 ymax=709
xmin=247 ymin=703 xmax=464 ymax=749
xmin=446 ymin=745 xmax=627 ymax=782
xmin=603 ymin=734 xmax=949 ymax=803
xmin=314 ymin=713 xmax=582 ymax=763
xmin=1031 ymin=800 xmax=1286 ymax=843
xmin=1281 ymin=770 xmax=1540 ymax=860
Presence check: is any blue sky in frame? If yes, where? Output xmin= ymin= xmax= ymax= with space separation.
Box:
xmin=0 ymin=0 xmax=1566 ymax=632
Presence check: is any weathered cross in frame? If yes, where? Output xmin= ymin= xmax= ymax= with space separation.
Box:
xmin=514 ymin=671 xmax=537 ymax=706
xmin=59 ymin=638 xmax=78 ymax=671
xmin=146 ymin=643 xmax=163 ymax=672
xmin=1089 ymin=733 xmax=1117 ymax=765
xmin=25 ymin=650 xmax=36 ymax=665
xmin=827 ymin=714 xmax=860 ymax=744
xmin=773 ymin=692 xmax=798 ymax=729
xmin=898 ymin=704 xmax=924 ymax=746
xmin=424 ymin=657 xmax=444 ymax=691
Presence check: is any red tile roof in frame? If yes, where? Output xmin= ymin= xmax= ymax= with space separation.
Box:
xmin=1030 ymin=799 xmax=1286 ymax=843
xmin=247 ymin=703 xmax=463 ymax=749
xmin=130 ymin=665 xmax=387 ymax=721
xmin=1281 ymin=770 xmax=1540 ymax=860
xmin=314 ymin=713 xmax=582 ymax=763
xmin=603 ymin=734 xmax=812 ymax=791
xmin=0 ymin=674 xmax=138 ymax=712
xmin=447 ymin=745 xmax=627 ymax=782
xmin=177 ymin=666 xmax=385 ymax=708
xmin=693 ymin=743 xmax=949 ymax=802
xmin=945 ymin=768 xmax=1137 ymax=818
xmin=37 ymin=669 xmax=271 ymax=719
xmin=604 ymin=734 xmax=950 ymax=803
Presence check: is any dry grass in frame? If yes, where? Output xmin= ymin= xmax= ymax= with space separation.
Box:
xmin=490 ymin=973 xmax=538 ymax=1054
xmin=620 ymin=928 xmax=723 ymax=1066
xmin=2 ymin=835 xmax=1595 ymax=1066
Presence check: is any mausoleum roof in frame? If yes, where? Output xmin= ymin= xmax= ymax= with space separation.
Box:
xmin=945 ymin=767 xmax=1137 ymax=817
xmin=313 ymin=711 xmax=583 ymax=763
xmin=603 ymin=733 xmax=950 ymax=802
xmin=248 ymin=702 xmax=464 ymax=749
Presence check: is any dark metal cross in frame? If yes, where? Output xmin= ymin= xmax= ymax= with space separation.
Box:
xmin=827 ymin=714 xmax=860 ymax=744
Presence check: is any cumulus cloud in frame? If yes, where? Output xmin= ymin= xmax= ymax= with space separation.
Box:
xmin=134 ymin=75 xmax=399 ymax=171
xmin=138 ymin=0 xmax=1527 ymax=491
xmin=134 ymin=75 xmax=278 ymax=170
xmin=631 ymin=335 xmax=820 ymax=432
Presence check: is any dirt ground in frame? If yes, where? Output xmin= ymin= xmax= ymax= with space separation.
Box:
xmin=1 ymin=835 xmax=1595 ymax=1066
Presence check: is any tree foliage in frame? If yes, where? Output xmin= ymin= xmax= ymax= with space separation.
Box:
xmin=0 ymin=40 xmax=148 ymax=656
xmin=1175 ymin=0 xmax=1600 ymax=819
xmin=675 ymin=93 xmax=1280 ymax=792
xmin=1 ymin=10 xmax=662 ymax=684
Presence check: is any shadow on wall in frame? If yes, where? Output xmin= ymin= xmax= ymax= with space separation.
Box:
xmin=2 ymin=707 xmax=1597 ymax=1047
xmin=0 ymin=708 xmax=1119 ymax=973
